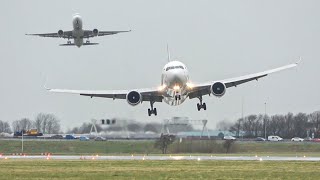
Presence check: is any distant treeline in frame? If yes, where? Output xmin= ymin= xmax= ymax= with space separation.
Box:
xmin=0 ymin=113 xmax=61 ymax=134
xmin=0 ymin=115 xmax=194 ymax=134
xmin=217 ymin=111 xmax=320 ymax=138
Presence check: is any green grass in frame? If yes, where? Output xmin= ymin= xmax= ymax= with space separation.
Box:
xmin=0 ymin=160 xmax=320 ymax=179
xmin=1 ymin=140 xmax=320 ymax=156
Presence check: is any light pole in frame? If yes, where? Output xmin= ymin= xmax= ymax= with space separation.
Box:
xmin=21 ymin=130 xmax=24 ymax=153
xmin=264 ymin=102 xmax=267 ymax=140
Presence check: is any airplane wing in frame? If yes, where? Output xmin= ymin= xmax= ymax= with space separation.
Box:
xmin=26 ymin=31 xmax=73 ymax=39
xmin=187 ymin=61 xmax=299 ymax=99
xmin=46 ymin=87 xmax=164 ymax=102
xmin=83 ymin=30 xmax=131 ymax=38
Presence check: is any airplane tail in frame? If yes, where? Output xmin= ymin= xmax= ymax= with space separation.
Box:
xmin=59 ymin=42 xmax=99 ymax=46
xmin=167 ymin=44 xmax=171 ymax=62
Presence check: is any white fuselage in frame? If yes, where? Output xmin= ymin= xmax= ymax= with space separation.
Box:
xmin=72 ymin=14 xmax=84 ymax=47
xmin=160 ymin=61 xmax=190 ymax=106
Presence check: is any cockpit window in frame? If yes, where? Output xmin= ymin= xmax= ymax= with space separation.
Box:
xmin=166 ymin=66 xmax=184 ymax=71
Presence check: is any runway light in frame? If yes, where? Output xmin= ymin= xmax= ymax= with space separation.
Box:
xmin=142 ymin=157 xmax=145 ymax=161
xmin=255 ymin=155 xmax=258 ymax=158
xmin=92 ymin=157 xmax=95 ymax=160
xmin=96 ymin=154 xmax=99 ymax=157
xmin=197 ymin=157 xmax=201 ymax=161
xmin=259 ymin=158 xmax=263 ymax=161
xmin=304 ymin=155 xmax=306 ymax=158
xmin=46 ymin=157 xmax=50 ymax=160
xmin=4 ymin=157 xmax=8 ymax=160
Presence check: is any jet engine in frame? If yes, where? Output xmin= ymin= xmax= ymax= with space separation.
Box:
xmin=57 ymin=30 xmax=64 ymax=37
xmin=126 ymin=91 xmax=142 ymax=106
xmin=93 ymin=29 xmax=99 ymax=36
xmin=211 ymin=82 xmax=226 ymax=97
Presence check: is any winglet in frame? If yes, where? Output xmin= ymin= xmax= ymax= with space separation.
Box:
xmin=43 ymin=77 xmax=51 ymax=91
xmin=296 ymin=56 xmax=302 ymax=65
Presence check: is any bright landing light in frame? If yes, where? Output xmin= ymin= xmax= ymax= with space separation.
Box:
xmin=186 ymin=82 xmax=194 ymax=89
xmin=173 ymin=85 xmax=180 ymax=91
xmin=158 ymin=84 xmax=167 ymax=91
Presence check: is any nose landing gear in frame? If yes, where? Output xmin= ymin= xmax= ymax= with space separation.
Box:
xmin=175 ymin=95 xmax=181 ymax=101
xmin=148 ymin=101 xmax=157 ymax=116
xmin=197 ymin=96 xmax=206 ymax=111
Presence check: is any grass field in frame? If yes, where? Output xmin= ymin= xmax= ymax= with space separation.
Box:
xmin=0 ymin=160 xmax=319 ymax=179
xmin=1 ymin=139 xmax=320 ymax=156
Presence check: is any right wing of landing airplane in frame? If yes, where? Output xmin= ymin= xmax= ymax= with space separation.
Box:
xmin=83 ymin=30 xmax=131 ymax=38
xmin=26 ymin=31 xmax=73 ymax=39
xmin=187 ymin=61 xmax=300 ymax=99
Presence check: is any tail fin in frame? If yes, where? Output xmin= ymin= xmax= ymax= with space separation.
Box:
xmin=167 ymin=44 xmax=171 ymax=62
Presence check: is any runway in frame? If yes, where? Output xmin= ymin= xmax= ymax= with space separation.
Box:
xmin=1 ymin=155 xmax=320 ymax=161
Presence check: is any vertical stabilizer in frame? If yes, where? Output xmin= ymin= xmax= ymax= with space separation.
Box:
xmin=167 ymin=44 xmax=171 ymax=62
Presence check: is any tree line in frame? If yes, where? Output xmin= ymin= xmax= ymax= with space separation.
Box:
xmin=0 ymin=113 xmax=61 ymax=134
xmin=217 ymin=110 xmax=320 ymax=138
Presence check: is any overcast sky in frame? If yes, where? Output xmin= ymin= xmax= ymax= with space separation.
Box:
xmin=1 ymin=0 xmax=319 ymax=131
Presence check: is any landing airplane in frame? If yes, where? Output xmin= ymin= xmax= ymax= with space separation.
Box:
xmin=26 ymin=14 xmax=131 ymax=48
xmin=46 ymin=57 xmax=299 ymax=116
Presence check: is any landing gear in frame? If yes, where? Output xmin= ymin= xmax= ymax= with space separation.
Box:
xmin=86 ymin=39 xmax=90 ymax=43
xmin=197 ymin=96 xmax=207 ymax=111
xmin=148 ymin=101 xmax=157 ymax=116
xmin=175 ymin=95 xmax=181 ymax=101
xmin=67 ymin=40 xmax=71 ymax=44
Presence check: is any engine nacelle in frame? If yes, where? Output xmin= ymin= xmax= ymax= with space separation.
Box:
xmin=57 ymin=30 xmax=64 ymax=37
xmin=126 ymin=91 xmax=142 ymax=106
xmin=93 ymin=29 xmax=99 ymax=36
xmin=211 ymin=82 xmax=226 ymax=97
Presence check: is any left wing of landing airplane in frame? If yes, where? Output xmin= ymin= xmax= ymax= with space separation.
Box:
xmin=46 ymin=87 xmax=164 ymax=103
xmin=46 ymin=61 xmax=299 ymax=103
xmin=83 ymin=30 xmax=131 ymax=38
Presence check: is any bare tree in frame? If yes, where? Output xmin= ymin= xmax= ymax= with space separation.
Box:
xmin=35 ymin=113 xmax=61 ymax=134
xmin=12 ymin=118 xmax=33 ymax=132
xmin=0 ymin=120 xmax=11 ymax=133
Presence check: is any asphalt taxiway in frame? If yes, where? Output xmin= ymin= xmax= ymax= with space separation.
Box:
xmin=1 ymin=155 xmax=320 ymax=161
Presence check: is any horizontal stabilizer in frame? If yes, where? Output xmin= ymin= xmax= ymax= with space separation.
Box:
xmin=59 ymin=42 xmax=99 ymax=46
xmin=59 ymin=43 xmax=76 ymax=46
xmin=83 ymin=42 xmax=99 ymax=45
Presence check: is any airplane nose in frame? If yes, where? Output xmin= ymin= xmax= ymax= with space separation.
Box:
xmin=167 ymin=70 xmax=186 ymax=87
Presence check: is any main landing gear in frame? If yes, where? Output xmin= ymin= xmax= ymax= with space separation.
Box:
xmin=148 ymin=101 xmax=157 ymax=116
xmin=67 ymin=40 xmax=71 ymax=44
xmin=197 ymin=96 xmax=206 ymax=111
xmin=175 ymin=94 xmax=181 ymax=101
xmin=86 ymin=39 xmax=90 ymax=43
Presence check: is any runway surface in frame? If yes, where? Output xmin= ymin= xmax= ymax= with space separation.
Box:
xmin=1 ymin=155 xmax=320 ymax=161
